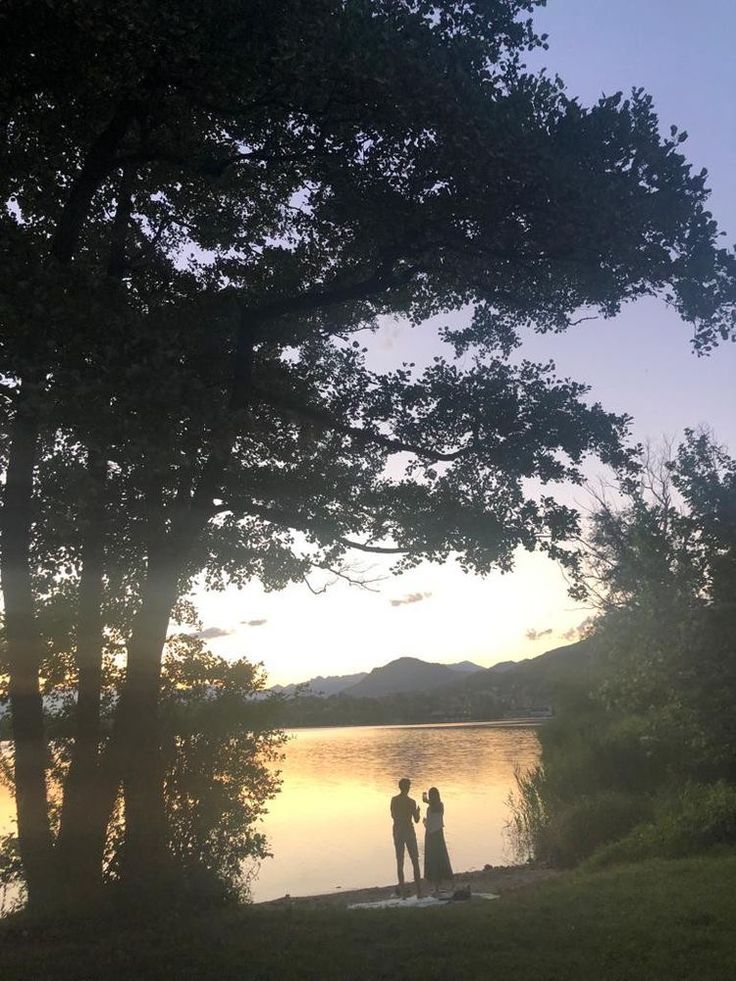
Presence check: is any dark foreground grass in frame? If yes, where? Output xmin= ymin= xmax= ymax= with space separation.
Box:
xmin=2 ymin=853 xmax=736 ymax=981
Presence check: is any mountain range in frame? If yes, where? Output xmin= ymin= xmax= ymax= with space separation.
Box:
xmin=271 ymin=657 xmax=484 ymax=698
xmin=271 ymin=641 xmax=593 ymax=727
xmin=0 ymin=644 xmax=591 ymax=737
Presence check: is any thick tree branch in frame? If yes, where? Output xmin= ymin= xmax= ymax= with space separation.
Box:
xmin=107 ymin=167 xmax=135 ymax=277
xmin=247 ymin=259 xmax=418 ymax=342
xmin=56 ymin=444 xmax=109 ymax=895
xmin=216 ymin=499 xmax=409 ymax=555
xmin=116 ymin=146 xmax=319 ymax=178
xmin=51 ymin=100 xmax=139 ymax=263
xmin=249 ymin=382 xmax=475 ymax=462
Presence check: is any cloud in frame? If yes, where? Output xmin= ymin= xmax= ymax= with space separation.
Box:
xmin=525 ymin=627 xmax=553 ymax=642
xmin=195 ymin=626 xmax=234 ymax=639
xmin=390 ymin=592 xmax=432 ymax=608
xmin=242 ymin=618 xmax=268 ymax=627
xmin=561 ymin=620 xmax=591 ymax=642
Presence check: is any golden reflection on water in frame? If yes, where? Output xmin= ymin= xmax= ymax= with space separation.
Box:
xmin=0 ymin=724 xmax=541 ymax=905
xmin=253 ymin=723 xmax=540 ymax=902
xmin=0 ymin=781 xmax=14 ymax=837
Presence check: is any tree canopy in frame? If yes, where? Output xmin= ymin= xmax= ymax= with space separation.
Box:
xmin=1 ymin=0 xmax=735 ymax=909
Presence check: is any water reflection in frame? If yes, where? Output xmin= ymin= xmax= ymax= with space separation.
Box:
xmin=0 ymin=781 xmax=13 ymax=838
xmin=0 ymin=725 xmax=540 ymax=907
xmin=253 ymin=723 xmax=539 ymax=902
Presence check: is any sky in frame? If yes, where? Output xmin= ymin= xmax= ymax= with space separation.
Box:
xmin=193 ymin=0 xmax=736 ymax=687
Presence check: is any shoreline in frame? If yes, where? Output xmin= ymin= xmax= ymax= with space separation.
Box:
xmin=255 ymin=864 xmax=561 ymax=909
xmin=277 ymin=718 xmax=549 ymax=733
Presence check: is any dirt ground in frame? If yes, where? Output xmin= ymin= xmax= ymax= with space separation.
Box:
xmin=257 ymin=865 xmax=562 ymax=909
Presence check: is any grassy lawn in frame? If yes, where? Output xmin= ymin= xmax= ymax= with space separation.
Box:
xmin=2 ymin=853 xmax=735 ymax=981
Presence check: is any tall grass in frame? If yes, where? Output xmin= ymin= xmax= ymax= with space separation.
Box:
xmin=506 ymin=764 xmax=547 ymax=863
xmin=507 ymin=763 xmax=651 ymax=867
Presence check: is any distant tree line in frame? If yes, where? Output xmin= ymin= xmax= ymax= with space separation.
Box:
xmin=273 ymin=689 xmax=506 ymax=728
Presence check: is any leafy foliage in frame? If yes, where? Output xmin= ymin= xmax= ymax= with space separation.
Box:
xmin=156 ymin=638 xmax=285 ymax=904
xmin=510 ymin=433 xmax=736 ymax=866
xmin=0 ymin=637 xmax=284 ymax=906
xmin=588 ymin=782 xmax=736 ymax=868
xmin=4 ymin=0 xmax=736 ymax=596
xmin=2 ymin=0 xmax=736 ymax=905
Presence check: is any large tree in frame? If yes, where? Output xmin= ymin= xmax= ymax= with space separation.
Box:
xmin=507 ymin=433 xmax=736 ymax=868
xmin=1 ymin=0 xmax=735 ymax=908
xmin=574 ymin=432 xmax=736 ymax=769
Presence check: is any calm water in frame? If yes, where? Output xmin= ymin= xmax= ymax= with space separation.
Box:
xmin=251 ymin=722 xmax=540 ymax=902
xmin=0 ymin=724 xmax=540 ymax=905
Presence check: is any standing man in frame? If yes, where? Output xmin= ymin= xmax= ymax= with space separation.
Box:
xmin=390 ymin=777 xmax=422 ymax=899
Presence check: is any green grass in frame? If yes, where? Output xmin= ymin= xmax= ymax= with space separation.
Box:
xmin=2 ymin=853 xmax=736 ymax=981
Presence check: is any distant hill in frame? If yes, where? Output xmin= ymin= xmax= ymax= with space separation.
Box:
xmin=450 ymin=660 xmax=486 ymax=674
xmin=272 ymin=671 xmax=368 ymax=697
xmin=267 ymin=642 xmax=597 ymax=727
xmin=343 ymin=656 xmax=484 ymax=698
xmin=271 ymin=658 xmax=484 ymax=699
xmin=453 ymin=640 xmax=595 ymax=707
xmin=337 ymin=643 xmax=593 ymax=706
xmin=461 ymin=641 xmax=592 ymax=689
xmin=273 ymin=643 xmax=593 ymax=728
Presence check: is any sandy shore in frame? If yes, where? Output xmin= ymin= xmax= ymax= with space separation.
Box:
xmin=256 ymin=865 xmax=561 ymax=909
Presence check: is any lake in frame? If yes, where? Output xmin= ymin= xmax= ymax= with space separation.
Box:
xmin=251 ymin=722 xmax=540 ymax=902
xmin=0 ymin=723 xmax=540 ymax=906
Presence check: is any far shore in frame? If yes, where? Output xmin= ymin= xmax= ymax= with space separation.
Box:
xmin=280 ymin=716 xmax=550 ymax=732
xmin=256 ymin=864 xmax=561 ymax=909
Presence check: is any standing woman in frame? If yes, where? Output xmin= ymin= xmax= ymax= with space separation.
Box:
xmin=422 ymin=787 xmax=453 ymax=895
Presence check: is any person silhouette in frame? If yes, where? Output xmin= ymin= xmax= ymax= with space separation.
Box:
xmin=422 ymin=786 xmax=453 ymax=895
xmin=390 ymin=777 xmax=422 ymax=899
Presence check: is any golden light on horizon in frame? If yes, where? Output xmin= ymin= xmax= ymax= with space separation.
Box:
xmin=192 ymin=548 xmax=585 ymax=687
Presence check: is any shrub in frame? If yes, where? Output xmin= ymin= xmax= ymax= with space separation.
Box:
xmin=536 ymin=710 xmax=671 ymax=805
xmin=537 ymin=791 xmax=652 ymax=867
xmin=588 ymin=781 xmax=736 ymax=868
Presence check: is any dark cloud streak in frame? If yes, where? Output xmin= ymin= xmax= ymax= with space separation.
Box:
xmin=195 ymin=626 xmax=234 ymax=639
xmin=525 ymin=627 xmax=553 ymax=642
xmin=390 ymin=592 xmax=432 ymax=608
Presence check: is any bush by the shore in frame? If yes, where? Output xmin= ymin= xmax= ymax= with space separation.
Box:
xmin=537 ymin=790 xmax=652 ymax=867
xmin=587 ymin=781 xmax=736 ymax=868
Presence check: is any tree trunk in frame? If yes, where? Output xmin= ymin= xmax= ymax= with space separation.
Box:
xmin=115 ymin=463 xmax=229 ymax=894
xmin=114 ymin=329 xmax=252 ymax=895
xmin=117 ymin=550 xmax=181 ymax=894
xmin=0 ymin=382 xmax=54 ymax=909
xmin=0 ymin=103 xmax=138 ymax=909
xmin=56 ymin=447 xmax=108 ymax=903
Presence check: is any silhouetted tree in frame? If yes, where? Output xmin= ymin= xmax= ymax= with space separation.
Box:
xmin=0 ymin=633 xmax=283 ymax=909
xmin=1 ymin=0 xmax=735 ymax=907
xmin=574 ymin=433 xmax=736 ymax=775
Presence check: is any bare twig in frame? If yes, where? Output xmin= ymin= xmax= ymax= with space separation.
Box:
xmin=302 ymin=562 xmax=387 ymax=595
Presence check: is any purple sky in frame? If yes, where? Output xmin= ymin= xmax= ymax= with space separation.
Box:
xmin=196 ymin=0 xmax=736 ymax=685
xmin=520 ymin=0 xmax=736 ymax=447
xmin=532 ymin=0 xmax=735 ymax=227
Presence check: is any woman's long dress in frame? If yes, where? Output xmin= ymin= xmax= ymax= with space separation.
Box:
xmin=423 ymin=806 xmax=453 ymax=883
